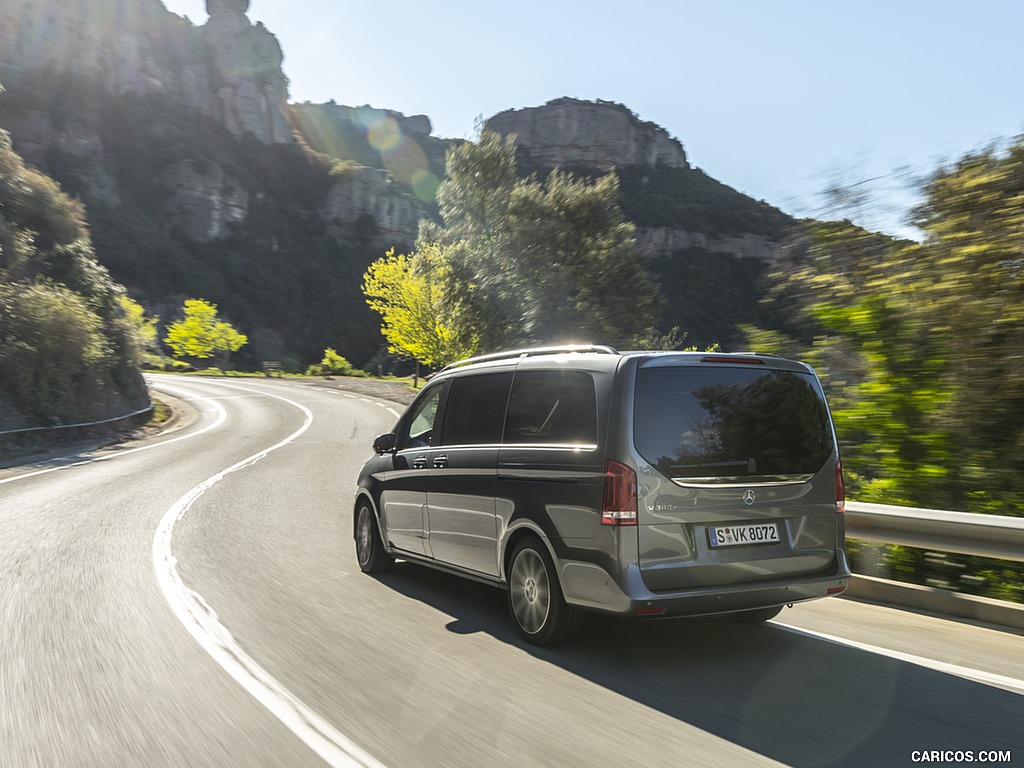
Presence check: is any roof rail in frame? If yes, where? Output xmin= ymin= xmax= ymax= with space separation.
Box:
xmin=440 ymin=344 xmax=620 ymax=373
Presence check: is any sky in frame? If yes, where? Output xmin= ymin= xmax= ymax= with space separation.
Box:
xmin=161 ymin=0 xmax=1024 ymax=237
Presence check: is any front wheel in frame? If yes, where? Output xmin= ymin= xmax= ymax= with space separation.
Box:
xmin=355 ymin=502 xmax=392 ymax=573
xmin=507 ymin=538 xmax=576 ymax=646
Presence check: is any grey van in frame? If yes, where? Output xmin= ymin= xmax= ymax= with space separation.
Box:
xmin=353 ymin=345 xmax=850 ymax=645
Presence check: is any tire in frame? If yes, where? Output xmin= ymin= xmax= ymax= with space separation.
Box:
xmin=355 ymin=502 xmax=393 ymax=573
xmin=729 ymin=605 xmax=783 ymax=623
xmin=507 ymin=537 xmax=576 ymax=646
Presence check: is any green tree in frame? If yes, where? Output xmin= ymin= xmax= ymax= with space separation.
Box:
xmin=910 ymin=140 xmax=1024 ymax=510
xmin=745 ymin=137 xmax=1024 ymax=514
xmin=740 ymin=143 xmax=1024 ymax=601
xmin=415 ymin=129 xmax=661 ymax=351
xmin=164 ymin=298 xmax=248 ymax=363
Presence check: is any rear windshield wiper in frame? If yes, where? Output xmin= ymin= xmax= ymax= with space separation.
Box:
xmin=669 ymin=459 xmax=757 ymax=474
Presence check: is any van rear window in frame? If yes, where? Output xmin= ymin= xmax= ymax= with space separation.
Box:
xmin=634 ymin=366 xmax=833 ymax=483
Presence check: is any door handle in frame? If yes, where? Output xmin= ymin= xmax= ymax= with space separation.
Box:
xmin=433 ymin=454 xmax=448 ymax=468
xmin=413 ymin=456 xmax=428 ymax=469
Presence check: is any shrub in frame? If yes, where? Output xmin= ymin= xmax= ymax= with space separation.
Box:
xmin=319 ymin=347 xmax=355 ymax=375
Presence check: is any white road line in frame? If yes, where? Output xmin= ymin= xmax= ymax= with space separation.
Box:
xmin=341 ymin=394 xmax=398 ymax=418
xmin=376 ymin=402 xmax=400 ymax=417
xmin=152 ymin=380 xmax=386 ymax=768
xmin=0 ymin=383 xmax=227 ymax=487
xmin=775 ymin=622 xmax=1024 ymax=696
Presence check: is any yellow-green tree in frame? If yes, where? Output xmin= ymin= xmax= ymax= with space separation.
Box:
xmin=164 ymin=299 xmax=247 ymax=362
xmin=362 ymin=245 xmax=478 ymax=368
xmin=319 ymin=348 xmax=354 ymax=375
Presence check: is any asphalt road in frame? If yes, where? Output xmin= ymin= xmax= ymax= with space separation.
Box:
xmin=1 ymin=375 xmax=1021 ymax=767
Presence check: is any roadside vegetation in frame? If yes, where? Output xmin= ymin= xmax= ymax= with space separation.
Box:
xmin=0 ymin=120 xmax=149 ymax=430
xmin=740 ymin=139 xmax=1024 ymax=602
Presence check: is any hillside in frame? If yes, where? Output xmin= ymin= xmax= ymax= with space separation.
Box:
xmin=0 ymin=0 xmax=800 ymax=366
xmin=0 ymin=128 xmax=148 ymax=430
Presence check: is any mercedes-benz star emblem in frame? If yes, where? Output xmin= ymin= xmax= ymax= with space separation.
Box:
xmin=743 ymin=490 xmax=756 ymax=506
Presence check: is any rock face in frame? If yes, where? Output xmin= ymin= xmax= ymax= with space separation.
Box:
xmin=486 ymin=99 xmax=790 ymax=265
xmin=0 ymin=0 xmax=298 ymax=242
xmin=0 ymin=0 xmax=178 ymax=92
xmin=163 ymin=161 xmax=250 ymax=241
xmin=324 ymin=167 xmax=425 ymax=249
xmin=637 ymin=228 xmax=782 ymax=264
xmin=208 ymin=0 xmax=251 ymax=13
xmin=329 ymin=104 xmax=434 ymax=139
xmin=486 ymin=98 xmax=688 ymax=171
xmin=202 ymin=0 xmax=292 ymax=144
xmin=0 ymin=0 xmax=292 ymax=145
xmin=0 ymin=107 xmax=121 ymax=204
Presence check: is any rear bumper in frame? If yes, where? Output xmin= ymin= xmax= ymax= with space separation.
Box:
xmin=560 ymin=550 xmax=852 ymax=618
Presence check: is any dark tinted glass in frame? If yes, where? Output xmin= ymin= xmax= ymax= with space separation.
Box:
xmin=505 ymin=370 xmax=598 ymax=446
xmin=634 ymin=366 xmax=833 ymax=482
xmin=398 ymin=381 xmax=446 ymax=449
xmin=440 ymin=372 xmax=513 ymax=445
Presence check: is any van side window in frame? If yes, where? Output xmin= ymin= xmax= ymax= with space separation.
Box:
xmin=440 ymin=372 xmax=513 ymax=446
xmin=397 ymin=381 xmax=446 ymax=450
xmin=505 ymin=370 xmax=598 ymax=446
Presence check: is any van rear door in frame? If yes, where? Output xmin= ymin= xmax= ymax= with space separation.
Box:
xmin=631 ymin=359 xmax=841 ymax=592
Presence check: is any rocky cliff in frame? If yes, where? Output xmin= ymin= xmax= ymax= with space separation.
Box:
xmin=0 ymin=2 xmax=798 ymax=359
xmin=323 ymin=167 xmax=427 ymax=246
xmin=0 ymin=0 xmax=291 ymax=145
xmin=0 ymin=0 xmax=429 ymax=246
xmin=487 ymin=99 xmax=790 ymax=265
xmin=201 ymin=0 xmax=292 ymax=144
xmin=487 ymin=98 xmax=688 ymax=172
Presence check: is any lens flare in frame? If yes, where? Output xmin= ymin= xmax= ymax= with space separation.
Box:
xmin=367 ymin=116 xmax=402 ymax=153
xmin=411 ymin=170 xmax=441 ymax=203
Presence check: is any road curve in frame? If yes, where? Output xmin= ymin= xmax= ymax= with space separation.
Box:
xmin=1 ymin=375 xmax=1021 ymax=767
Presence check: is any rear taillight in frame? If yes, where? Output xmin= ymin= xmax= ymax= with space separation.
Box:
xmin=835 ymin=458 xmax=846 ymax=514
xmin=634 ymin=606 xmax=667 ymax=616
xmin=601 ymin=459 xmax=637 ymax=525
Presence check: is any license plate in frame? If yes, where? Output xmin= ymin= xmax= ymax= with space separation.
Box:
xmin=709 ymin=523 xmax=780 ymax=548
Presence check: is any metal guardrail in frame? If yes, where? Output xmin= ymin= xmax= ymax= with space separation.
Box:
xmin=845 ymin=501 xmax=1024 ymax=563
xmin=0 ymin=403 xmax=155 ymax=439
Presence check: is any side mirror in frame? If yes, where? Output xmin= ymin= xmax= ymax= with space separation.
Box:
xmin=373 ymin=432 xmax=396 ymax=454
